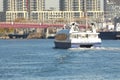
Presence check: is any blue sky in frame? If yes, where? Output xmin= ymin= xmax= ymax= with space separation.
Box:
xmin=0 ymin=0 xmax=59 ymax=11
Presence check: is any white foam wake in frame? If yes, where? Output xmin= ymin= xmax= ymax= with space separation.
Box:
xmin=69 ymin=47 xmax=120 ymax=51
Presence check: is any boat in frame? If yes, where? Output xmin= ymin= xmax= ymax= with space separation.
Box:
xmin=54 ymin=22 xmax=102 ymax=49
xmin=8 ymin=33 xmax=29 ymax=39
xmin=98 ymin=23 xmax=120 ymax=40
xmin=99 ymin=31 xmax=120 ymax=40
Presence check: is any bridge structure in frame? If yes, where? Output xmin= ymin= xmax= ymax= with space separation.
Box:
xmin=0 ymin=22 xmax=86 ymax=39
xmin=0 ymin=22 xmax=65 ymax=39
xmin=0 ymin=22 xmax=64 ymax=28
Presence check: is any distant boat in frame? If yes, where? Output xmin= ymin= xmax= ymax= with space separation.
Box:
xmin=99 ymin=23 xmax=120 ymax=40
xmin=99 ymin=31 xmax=120 ymax=40
xmin=54 ymin=22 xmax=102 ymax=49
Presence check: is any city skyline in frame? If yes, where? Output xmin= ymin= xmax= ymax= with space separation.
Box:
xmin=5 ymin=0 xmax=105 ymax=22
xmin=0 ymin=0 xmax=59 ymax=11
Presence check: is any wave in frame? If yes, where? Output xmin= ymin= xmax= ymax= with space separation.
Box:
xmin=69 ymin=47 xmax=120 ymax=51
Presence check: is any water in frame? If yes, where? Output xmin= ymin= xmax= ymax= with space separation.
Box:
xmin=0 ymin=39 xmax=120 ymax=80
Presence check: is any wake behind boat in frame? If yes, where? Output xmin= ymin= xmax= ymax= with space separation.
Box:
xmin=54 ymin=22 xmax=102 ymax=49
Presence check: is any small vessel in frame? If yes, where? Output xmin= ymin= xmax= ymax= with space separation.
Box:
xmin=99 ymin=23 xmax=120 ymax=40
xmin=54 ymin=22 xmax=102 ymax=49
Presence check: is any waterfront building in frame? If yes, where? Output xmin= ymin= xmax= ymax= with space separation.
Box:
xmin=3 ymin=0 xmax=8 ymax=12
xmin=59 ymin=0 xmax=104 ymax=22
xmin=29 ymin=0 xmax=105 ymax=23
xmin=5 ymin=0 xmax=28 ymax=21
xmin=0 ymin=12 xmax=6 ymax=22
xmin=59 ymin=0 xmax=82 ymax=11
xmin=5 ymin=0 xmax=45 ymax=22
xmin=30 ymin=0 xmax=45 ymax=21
xmin=4 ymin=0 xmax=119 ymax=23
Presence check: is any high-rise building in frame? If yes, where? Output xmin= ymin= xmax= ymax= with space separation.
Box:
xmin=30 ymin=0 xmax=45 ymax=11
xmin=5 ymin=0 xmax=118 ymax=23
xmin=0 ymin=0 xmax=6 ymax=22
xmin=60 ymin=0 xmax=104 ymax=11
xmin=5 ymin=0 xmax=45 ymax=22
xmin=3 ymin=0 xmax=8 ymax=12
xmin=59 ymin=0 xmax=82 ymax=11
xmin=30 ymin=0 xmax=45 ymax=21
xmin=59 ymin=0 xmax=104 ymax=22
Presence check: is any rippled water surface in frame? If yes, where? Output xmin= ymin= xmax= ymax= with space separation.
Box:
xmin=0 ymin=39 xmax=120 ymax=80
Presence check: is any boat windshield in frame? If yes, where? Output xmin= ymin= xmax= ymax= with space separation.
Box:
xmin=55 ymin=34 xmax=67 ymax=41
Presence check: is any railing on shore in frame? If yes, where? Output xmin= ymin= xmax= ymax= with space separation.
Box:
xmin=0 ymin=22 xmax=64 ymax=28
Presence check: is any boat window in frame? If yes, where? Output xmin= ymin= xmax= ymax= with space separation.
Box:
xmin=70 ymin=34 xmax=78 ymax=38
xmin=55 ymin=34 xmax=67 ymax=40
xmin=88 ymin=34 xmax=98 ymax=38
xmin=78 ymin=34 xmax=82 ymax=38
xmin=88 ymin=34 xmax=92 ymax=37
xmin=94 ymin=34 xmax=98 ymax=38
xmin=81 ymin=34 xmax=86 ymax=38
